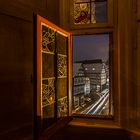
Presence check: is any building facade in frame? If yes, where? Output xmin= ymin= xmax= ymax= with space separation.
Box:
xmin=81 ymin=59 xmax=107 ymax=93
xmin=73 ymin=63 xmax=90 ymax=110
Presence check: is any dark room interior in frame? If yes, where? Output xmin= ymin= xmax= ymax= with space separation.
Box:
xmin=0 ymin=0 xmax=140 ymax=140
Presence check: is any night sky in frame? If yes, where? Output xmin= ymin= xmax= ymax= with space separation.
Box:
xmin=72 ymin=34 xmax=109 ymax=63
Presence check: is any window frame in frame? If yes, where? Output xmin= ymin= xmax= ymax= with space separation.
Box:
xmin=72 ymin=0 xmax=113 ymax=28
xmin=60 ymin=0 xmax=114 ymax=30
xmin=68 ymin=28 xmax=114 ymax=119
xmin=34 ymin=14 xmax=72 ymax=134
xmin=60 ymin=0 xmax=119 ymax=122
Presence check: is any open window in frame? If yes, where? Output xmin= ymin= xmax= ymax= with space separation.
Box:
xmin=72 ymin=33 xmax=113 ymax=117
xmin=34 ymin=15 xmax=114 ymax=137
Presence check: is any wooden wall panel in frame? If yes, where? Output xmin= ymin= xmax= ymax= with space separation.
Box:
xmin=0 ymin=0 xmax=47 ymax=21
xmin=46 ymin=0 xmax=60 ymax=25
xmin=137 ymin=0 xmax=140 ymax=20
xmin=136 ymin=22 xmax=140 ymax=128
xmin=0 ymin=13 xmax=33 ymax=138
xmin=0 ymin=0 xmax=59 ymax=139
xmin=0 ymin=0 xmax=59 ymax=25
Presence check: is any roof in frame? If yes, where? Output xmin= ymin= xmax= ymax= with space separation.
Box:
xmin=75 ymin=59 xmax=103 ymax=64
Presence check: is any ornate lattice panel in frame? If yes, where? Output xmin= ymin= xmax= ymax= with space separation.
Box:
xmin=56 ymin=30 xmax=68 ymax=118
xmin=41 ymin=24 xmax=56 ymax=128
xmin=57 ymin=96 xmax=68 ymax=117
xmin=42 ymin=25 xmax=55 ymax=53
xmin=42 ymin=79 xmax=55 ymax=121
xmin=57 ymin=55 xmax=67 ymax=77
xmin=57 ymin=73 xmax=68 ymax=118
xmin=42 ymin=78 xmax=55 ymax=107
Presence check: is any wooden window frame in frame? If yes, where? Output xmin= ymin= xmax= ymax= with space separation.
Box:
xmin=68 ymin=28 xmax=114 ymax=119
xmin=59 ymin=0 xmax=120 ymax=125
xmin=33 ymin=15 xmax=72 ymax=135
xmin=60 ymin=0 xmax=114 ymax=30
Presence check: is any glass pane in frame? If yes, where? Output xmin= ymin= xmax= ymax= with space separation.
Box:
xmin=94 ymin=2 xmax=107 ymax=22
xmin=57 ymin=78 xmax=68 ymax=117
xmin=42 ymin=25 xmax=55 ymax=53
xmin=56 ymin=33 xmax=67 ymax=55
xmin=74 ymin=0 xmax=107 ymax=24
xmin=74 ymin=3 xmax=90 ymax=24
xmin=56 ymin=32 xmax=68 ymax=118
xmin=42 ymin=53 xmax=54 ymax=78
xmin=72 ymin=34 xmax=111 ymax=116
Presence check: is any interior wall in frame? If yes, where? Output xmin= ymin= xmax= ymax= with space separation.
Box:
xmin=136 ymin=0 xmax=140 ymax=131
xmin=0 ymin=0 xmax=59 ymax=139
xmin=0 ymin=13 xmax=33 ymax=139
xmin=118 ymin=0 xmax=128 ymax=127
xmin=118 ymin=0 xmax=140 ymax=138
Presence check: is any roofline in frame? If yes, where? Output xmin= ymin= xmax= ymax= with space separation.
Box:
xmin=75 ymin=59 xmax=103 ymax=64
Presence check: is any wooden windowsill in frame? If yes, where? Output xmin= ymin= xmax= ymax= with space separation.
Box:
xmin=68 ymin=117 xmax=120 ymax=129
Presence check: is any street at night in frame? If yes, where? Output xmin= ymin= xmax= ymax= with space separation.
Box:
xmin=73 ymin=89 xmax=109 ymax=115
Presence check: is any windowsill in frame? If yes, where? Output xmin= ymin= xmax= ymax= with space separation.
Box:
xmin=126 ymin=128 xmax=140 ymax=136
xmin=68 ymin=117 xmax=120 ymax=129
